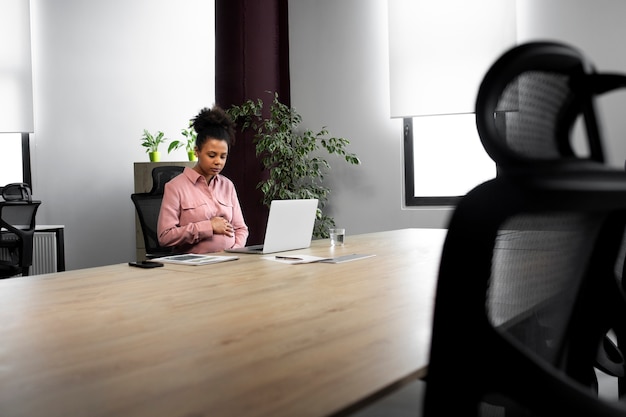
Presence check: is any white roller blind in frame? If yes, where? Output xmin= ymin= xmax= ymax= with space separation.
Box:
xmin=0 ymin=0 xmax=34 ymax=132
xmin=388 ymin=0 xmax=517 ymax=117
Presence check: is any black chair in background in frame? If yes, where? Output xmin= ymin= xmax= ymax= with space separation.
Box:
xmin=0 ymin=200 xmax=42 ymax=278
xmin=131 ymin=193 xmax=175 ymax=259
xmin=131 ymin=166 xmax=184 ymax=259
xmin=422 ymin=42 xmax=626 ymax=416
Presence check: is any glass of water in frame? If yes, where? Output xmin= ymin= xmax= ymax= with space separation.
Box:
xmin=329 ymin=228 xmax=345 ymax=246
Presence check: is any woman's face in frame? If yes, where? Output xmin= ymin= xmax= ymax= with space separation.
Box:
xmin=195 ymin=138 xmax=229 ymax=180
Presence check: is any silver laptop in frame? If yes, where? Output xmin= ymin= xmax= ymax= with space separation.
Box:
xmin=225 ymin=198 xmax=318 ymax=254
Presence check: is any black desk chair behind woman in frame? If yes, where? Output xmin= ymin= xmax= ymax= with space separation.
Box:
xmin=131 ymin=166 xmax=185 ymax=259
xmin=0 ymin=183 xmax=41 ymax=278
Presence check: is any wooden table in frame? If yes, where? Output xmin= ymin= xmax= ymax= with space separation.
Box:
xmin=0 ymin=228 xmax=446 ymax=417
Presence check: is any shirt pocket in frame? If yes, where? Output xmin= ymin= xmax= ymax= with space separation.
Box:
xmin=215 ymin=196 xmax=234 ymax=208
xmin=180 ymin=200 xmax=210 ymax=226
xmin=214 ymin=197 xmax=234 ymax=219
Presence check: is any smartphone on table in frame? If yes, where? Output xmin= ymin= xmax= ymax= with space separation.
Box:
xmin=128 ymin=261 xmax=164 ymax=268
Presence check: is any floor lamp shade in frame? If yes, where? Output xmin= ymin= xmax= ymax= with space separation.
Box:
xmin=0 ymin=0 xmax=34 ymax=133
xmin=388 ymin=0 xmax=517 ymax=118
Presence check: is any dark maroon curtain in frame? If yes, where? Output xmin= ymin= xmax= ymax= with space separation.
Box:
xmin=215 ymin=0 xmax=291 ymax=245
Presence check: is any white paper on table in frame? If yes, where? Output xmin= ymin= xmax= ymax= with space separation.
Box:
xmin=262 ymin=253 xmax=375 ymax=264
xmin=261 ymin=254 xmax=330 ymax=264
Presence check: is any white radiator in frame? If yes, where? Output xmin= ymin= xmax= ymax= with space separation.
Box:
xmin=32 ymin=232 xmax=58 ymax=275
xmin=0 ymin=232 xmax=58 ymax=276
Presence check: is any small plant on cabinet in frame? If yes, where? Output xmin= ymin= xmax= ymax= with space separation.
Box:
xmin=168 ymin=121 xmax=197 ymax=161
xmin=140 ymin=130 xmax=167 ymax=162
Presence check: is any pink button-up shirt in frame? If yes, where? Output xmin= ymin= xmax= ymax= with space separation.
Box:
xmin=157 ymin=167 xmax=248 ymax=253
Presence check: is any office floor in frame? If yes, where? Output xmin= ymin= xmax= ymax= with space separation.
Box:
xmin=348 ymin=380 xmax=424 ymax=417
xmin=348 ymin=372 xmax=619 ymax=417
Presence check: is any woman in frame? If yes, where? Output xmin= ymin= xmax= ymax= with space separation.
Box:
xmin=157 ymin=105 xmax=248 ymax=253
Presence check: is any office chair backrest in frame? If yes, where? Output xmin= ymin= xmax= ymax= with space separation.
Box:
xmin=131 ymin=166 xmax=184 ymax=258
xmin=131 ymin=193 xmax=175 ymax=258
xmin=424 ymin=174 xmax=626 ymax=417
xmin=150 ymin=166 xmax=184 ymax=195
xmin=423 ymin=42 xmax=626 ymax=416
xmin=0 ymin=200 xmax=42 ymax=278
xmin=475 ymin=41 xmax=626 ymax=173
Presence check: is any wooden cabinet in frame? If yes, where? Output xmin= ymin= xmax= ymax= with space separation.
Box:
xmin=133 ymin=161 xmax=195 ymax=260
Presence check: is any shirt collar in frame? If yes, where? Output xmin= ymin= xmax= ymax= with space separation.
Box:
xmin=183 ymin=167 xmax=220 ymax=186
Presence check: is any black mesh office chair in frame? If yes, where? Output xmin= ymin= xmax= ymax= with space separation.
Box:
xmin=0 ymin=200 xmax=42 ymax=278
xmin=131 ymin=193 xmax=175 ymax=258
xmin=131 ymin=166 xmax=184 ymax=259
xmin=475 ymin=40 xmax=626 ymax=397
xmin=422 ymin=42 xmax=626 ymax=416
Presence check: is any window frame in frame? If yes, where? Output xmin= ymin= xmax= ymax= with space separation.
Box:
xmin=0 ymin=132 xmax=32 ymax=192
xmin=402 ymin=118 xmax=462 ymax=206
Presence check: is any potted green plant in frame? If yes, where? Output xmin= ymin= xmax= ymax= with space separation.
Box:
xmin=167 ymin=121 xmax=197 ymax=161
xmin=227 ymin=92 xmax=360 ymax=238
xmin=140 ymin=129 xmax=167 ymax=162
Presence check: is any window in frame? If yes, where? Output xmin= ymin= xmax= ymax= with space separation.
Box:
xmin=0 ymin=0 xmax=33 ymax=192
xmin=0 ymin=133 xmax=31 ymax=189
xmin=388 ymin=0 xmax=516 ymax=206
xmin=403 ymin=115 xmax=496 ymax=206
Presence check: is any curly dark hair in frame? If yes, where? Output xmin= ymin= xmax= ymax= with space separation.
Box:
xmin=192 ymin=105 xmax=236 ymax=149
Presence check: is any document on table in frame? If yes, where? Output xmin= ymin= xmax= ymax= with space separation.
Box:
xmin=152 ymin=254 xmax=239 ymax=265
xmin=323 ymin=253 xmax=376 ymax=263
xmin=263 ymin=254 xmax=375 ymax=264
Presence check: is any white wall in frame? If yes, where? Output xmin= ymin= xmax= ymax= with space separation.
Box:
xmin=287 ymin=0 xmax=626 ymax=240
xmin=30 ymin=0 xmax=215 ymax=269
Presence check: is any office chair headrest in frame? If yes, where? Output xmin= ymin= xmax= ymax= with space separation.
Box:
xmin=474 ymin=41 xmax=626 ymax=174
xmin=1 ymin=183 xmax=32 ymax=202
